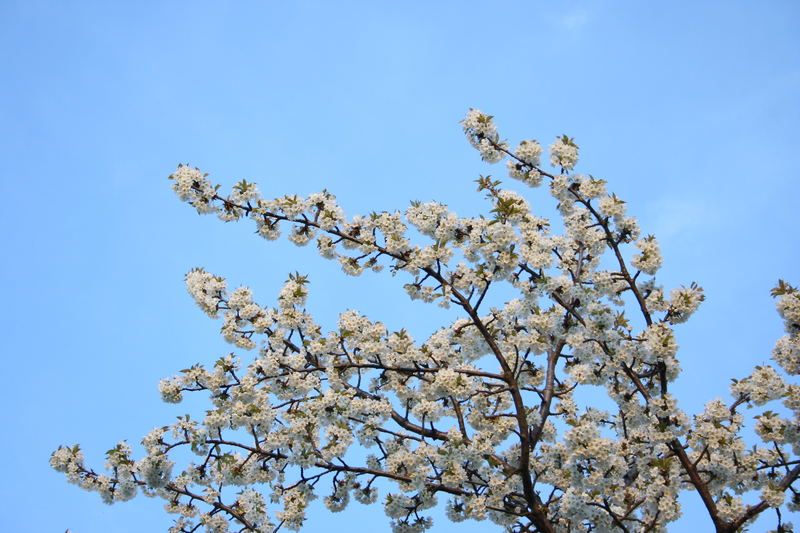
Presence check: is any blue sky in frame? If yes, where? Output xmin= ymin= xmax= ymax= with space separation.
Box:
xmin=1 ymin=1 xmax=798 ymax=532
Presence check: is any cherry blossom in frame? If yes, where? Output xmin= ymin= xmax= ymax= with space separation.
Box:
xmin=53 ymin=111 xmax=799 ymax=533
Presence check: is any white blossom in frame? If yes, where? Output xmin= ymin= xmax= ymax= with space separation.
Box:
xmin=549 ymin=135 xmax=579 ymax=170
xmin=631 ymin=235 xmax=663 ymax=275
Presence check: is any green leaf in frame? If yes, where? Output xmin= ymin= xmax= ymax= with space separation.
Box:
xmin=771 ymin=279 xmax=797 ymax=298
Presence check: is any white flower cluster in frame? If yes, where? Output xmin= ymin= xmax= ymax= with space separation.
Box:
xmin=772 ymin=288 xmax=800 ymax=376
xmin=774 ymin=334 xmax=800 ymax=375
xmin=137 ymin=453 xmax=174 ymax=489
xmin=507 ymin=140 xmax=543 ymax=186
xmin=169 ymin=165 xmax=219 ymax=214
xmin=778 ymin=289 xmax=800 ymax=326
xmin=598 ymin=193 xmax=627 ymax=220
xmin=775 ymin=289 xmax=800 ymax=375
xmin=631 ymin=235 xmax=663 ymax=275
xmin=666 ymin=283 xmax=705 ymax=324
xmin=549 ymin=135 xmax=579 ymax=170
xmin=461 ymin=109 xmax=507 ymax=163
xmin=185 ymin=268 xmax=227 ymax=317
xmin=50 ymin=441 xmax=175 ymax=506
xmin=730 ymin=365 xmax=787 ymax=406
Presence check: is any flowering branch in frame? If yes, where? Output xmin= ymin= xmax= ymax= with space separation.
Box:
xmin=52 ymin=110 xmax=800 ymax=533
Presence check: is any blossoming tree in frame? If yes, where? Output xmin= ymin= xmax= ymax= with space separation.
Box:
xmin=52 ymin=111 xmax=800 ymax=533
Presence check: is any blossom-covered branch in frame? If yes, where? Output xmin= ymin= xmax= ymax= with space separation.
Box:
xmin=53 ymin=110 xmax=800 ymax=533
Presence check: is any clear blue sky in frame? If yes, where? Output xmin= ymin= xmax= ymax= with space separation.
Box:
xmin=1 ymin=1 xmax=798 ymax=532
